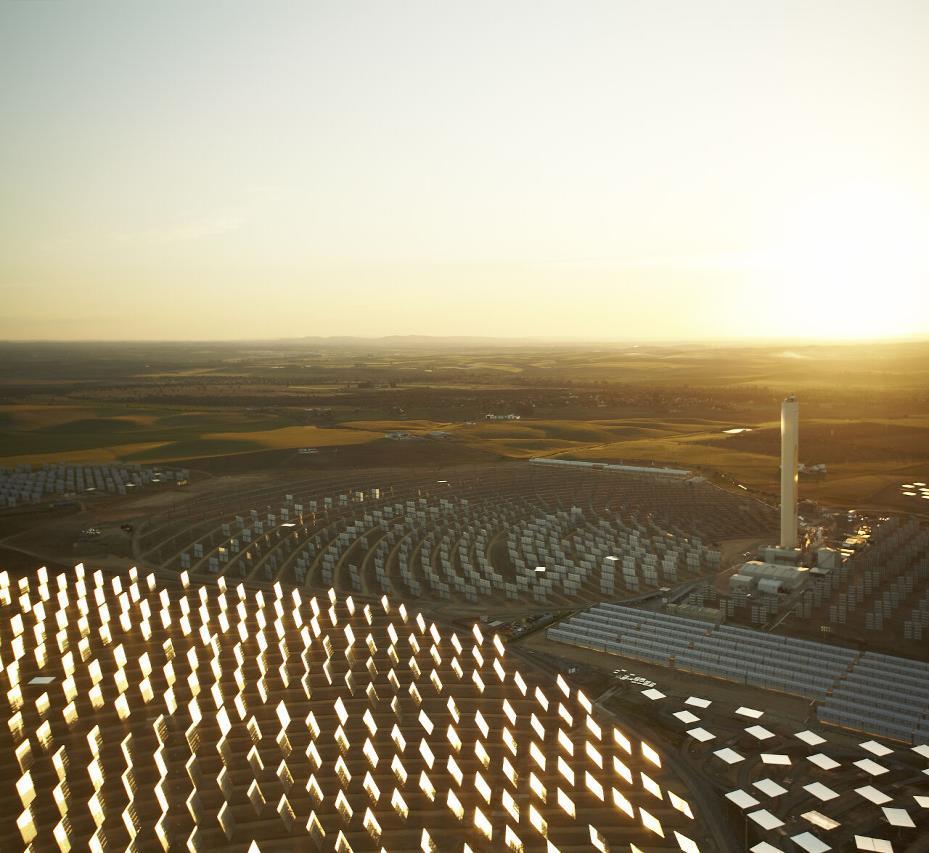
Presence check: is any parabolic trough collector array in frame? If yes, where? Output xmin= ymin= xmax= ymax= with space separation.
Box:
xmin=548 ymin=604 xmax=929 ymax=745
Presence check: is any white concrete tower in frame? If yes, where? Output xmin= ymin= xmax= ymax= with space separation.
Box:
xmin=780 ymin=394 xmax=800 ymax=548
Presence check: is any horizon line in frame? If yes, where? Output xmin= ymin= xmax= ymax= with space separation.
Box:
xmin=1 ymin=332 xmax=928 ymax=347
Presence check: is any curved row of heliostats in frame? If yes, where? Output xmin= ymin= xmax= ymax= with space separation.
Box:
xmin=155 ymin=469 xmax=771 ymax=608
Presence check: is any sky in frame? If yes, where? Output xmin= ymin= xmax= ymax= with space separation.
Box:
xmin=2 ymin=0 xmax=928 ymax=342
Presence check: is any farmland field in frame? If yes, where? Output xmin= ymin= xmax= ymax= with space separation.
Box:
xmin=0 ymin=338 xmax=927 ymax=515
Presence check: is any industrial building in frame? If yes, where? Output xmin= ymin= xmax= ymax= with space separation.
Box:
xmin=729 ymin=560 xmax=807 ymax=593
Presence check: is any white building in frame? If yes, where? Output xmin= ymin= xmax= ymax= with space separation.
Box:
xmin=739 ymin=560 xmax=806 ymax=591
xmin=799 ymin=462 xmax=827 ymax=475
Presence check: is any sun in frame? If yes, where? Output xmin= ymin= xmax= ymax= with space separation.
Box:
xmin=766 ymin=183 xmax=929 ymax=340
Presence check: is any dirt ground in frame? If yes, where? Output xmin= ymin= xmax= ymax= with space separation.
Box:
xmin=517 ymin=630 xmax=817 ymax=720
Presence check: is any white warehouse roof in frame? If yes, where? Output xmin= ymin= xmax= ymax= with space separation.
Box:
xmin=739 ymin=560 xmax=804 ymax=582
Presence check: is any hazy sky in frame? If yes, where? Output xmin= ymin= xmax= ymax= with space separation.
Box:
xmin=2 ymin=1 xmax=928 ymax=341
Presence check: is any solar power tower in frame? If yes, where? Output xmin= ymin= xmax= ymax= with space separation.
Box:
xmin=779 ymin=395 xmax=800 ymax=549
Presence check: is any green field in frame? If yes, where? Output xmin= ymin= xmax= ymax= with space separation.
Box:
xmin=0 ymin=404 xmax=380 ymax=464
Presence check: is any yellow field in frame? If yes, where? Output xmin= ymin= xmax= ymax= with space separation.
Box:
xmin=4 ymin=403 xmax=927 ymax=513
xmin=0 ymin=405 xmax=383 ymax=465
xmin=545 ymin=420 xmax=929 ymax=511
xmin=204 ymin=426 xmax=382 ymax=449
xmin=570 ymin=439 xmax=777 ymax=479
xmin=339 ymin=420 xmax=452 ymax=432
xmin=461 ymin=362 xmax=523 ymax=373
xmin=0 ymin=404 xmax=153 ymax=429
xmin=447 ymin=419 xmax=733 ymax=464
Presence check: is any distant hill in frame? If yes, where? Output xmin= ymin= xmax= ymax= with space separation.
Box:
xmin=285 ymin=334 xmax=573 ymax=348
